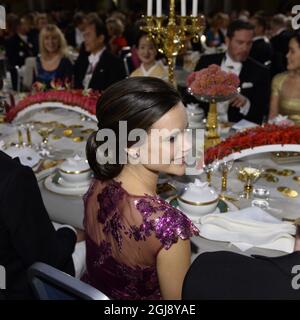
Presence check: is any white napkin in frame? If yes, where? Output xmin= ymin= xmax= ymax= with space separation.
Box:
xmin=232 ymin=119 xmax=258 ymax=131
xmin=4 ymin=146 xmax=41 ymax=167
xmin=198 ymin=207 xmax=296 ymax=253
xmin=268 ymin=114 xmax=294 ymax=126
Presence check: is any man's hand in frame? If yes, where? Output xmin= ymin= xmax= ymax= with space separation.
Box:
xmin=75 ymin=228 xmax=85 ymax=242
xmin=230 ymin=94 xmax=247 ymax=108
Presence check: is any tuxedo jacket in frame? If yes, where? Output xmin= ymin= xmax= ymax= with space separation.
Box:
xmin=182 ymin=251 xmax=300 ymax=299
xmin=74 ymin=47 xmax=126 ymax=91
xmin=65 ymin=26 xmax=77 ymax=48
xmin=270 ymin=30 xmax=293 ymax=76
xmin=249 ymin=38 xmax=273 ymax=66
xmin=0 ymin=151 xmax=76 ymax=299
xmin=5 ymin=34 xmax=35 ymax=90
xmin=194 ymin=53 xmax=271 ymax=124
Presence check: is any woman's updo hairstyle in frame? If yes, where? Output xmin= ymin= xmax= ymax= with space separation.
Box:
xmin=86 ymin=76 xmax=181 ymax=181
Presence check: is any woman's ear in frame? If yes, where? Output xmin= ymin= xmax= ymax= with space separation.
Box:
xmin=125 ymin=148 xmax=140 ymax=164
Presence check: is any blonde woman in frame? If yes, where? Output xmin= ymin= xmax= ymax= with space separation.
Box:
xmin=22 ymin=24 xmax=73 ymax=90
xmin=106 ymin=17 xmax=127 ymax=56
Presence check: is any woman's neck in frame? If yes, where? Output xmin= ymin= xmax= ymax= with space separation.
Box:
xmin=115 ymin=164 xmax=158 ymax=196
xmin=143 ymin=61 xmax=156 ymax=71
xmin=43 ymin=52 xmax=60 ymax=60
xmin=290 ymin=69 xmax=300 ymax=77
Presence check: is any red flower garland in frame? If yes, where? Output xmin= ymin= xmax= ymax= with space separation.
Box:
xmin=205 ymin=124 xmax=300 ymax=164
xmin=5 ymin=89 xmax=100 ymax=122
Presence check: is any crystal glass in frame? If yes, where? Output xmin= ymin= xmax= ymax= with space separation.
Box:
xmin=36 ymin=124 xmax=55 ymax=157
xmin=236 ymin=165 xmax=264 ymax=199
xmin=214 ymin=157 xmax=238 ymax=201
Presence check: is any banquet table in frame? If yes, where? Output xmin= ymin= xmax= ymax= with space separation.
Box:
xmin=40 ymin=152 xmax=300 ymax=259
xmin=1 ymin=106 xmax=300 ymax=260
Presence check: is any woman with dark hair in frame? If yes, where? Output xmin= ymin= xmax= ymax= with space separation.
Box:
xmin=269 ymin=32 xmax=300 ymax=120
xmin=130 ymin=32 xmax=168 ymax=81
xmin=81 ymin=77 xmax=198 ymax=300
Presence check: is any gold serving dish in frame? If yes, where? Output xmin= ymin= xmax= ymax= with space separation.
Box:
xmin=72 ymin=136 xmax=84 ymax=142
xmin=277 ymin=186 xmax=299 ymax=198
xmin=81 ymin=128 xmax=95 ymax=135
xmin=63 ymin=129 xmax=73 ymax=137
xmin=276 ymin=169 xmax=296 ymax=176
xmin=293 ymin=176 xmax=300 ymax=184
xmin=265 ymin=168 xmax=278 ymax=174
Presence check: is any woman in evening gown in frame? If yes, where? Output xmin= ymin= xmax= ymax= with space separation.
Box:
xmin=269 ymin=32 xmax=300 ymax=122
xmin=81 ymin=77 xmax=198 ymax=300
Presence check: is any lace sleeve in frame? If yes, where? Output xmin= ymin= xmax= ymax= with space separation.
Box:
xmin=135 ymin=197 xmax=199 ymax=251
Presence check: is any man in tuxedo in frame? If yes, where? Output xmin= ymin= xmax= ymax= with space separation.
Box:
xmin=74 ymin=16 xmax=126 ymax=91
xmin=0 ymin=151 xmax=81 ymax=299
xmin=194 ymin=20 xmax=271 ymax=124
xmin=249 ymin=15 xmax=273 ymax=67
xmin=65 ymin=12 xmax=87 ymax=50
xmin=5 ymin=16 xmax=35 ymax=90
xmin=182 ymin=247 xmax=300 ymax=299
xmin=270 ymin=14 xmax=293 ymax=76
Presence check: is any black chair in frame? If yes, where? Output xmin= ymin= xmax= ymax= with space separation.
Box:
xmin=123 ymin=52 xmax=135 ymax=76
xmin=28 ymin=262 xmax=110 ymax=300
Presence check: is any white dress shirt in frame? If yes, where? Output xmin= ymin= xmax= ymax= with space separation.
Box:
xmin=83 ymin=47 xmax=106 ymax=89
xmin=75 ymin=28 xmax=84 ymax=48
xmin=218 ymin=53 xmax=250 ymax=122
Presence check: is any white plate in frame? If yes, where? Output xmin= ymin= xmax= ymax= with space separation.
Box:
xmin=57 ymin=176 xmax=91 ymax=188
xmin=44 ymin=174 xmax=90 ymax=196
xmin=177 ymin=206 xmax=221 ymax=224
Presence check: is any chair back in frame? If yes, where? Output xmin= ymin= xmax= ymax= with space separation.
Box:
xmin=28 ymin=262 xmax=110 ymax=300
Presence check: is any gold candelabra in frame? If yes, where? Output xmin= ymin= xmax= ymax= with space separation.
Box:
xmin=205 ymin=101 xmax=220 ymax=149
xmin=142 ymin=0 xmax=205 ymax=86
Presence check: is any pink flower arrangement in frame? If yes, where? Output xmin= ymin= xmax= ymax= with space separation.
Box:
xmin=187 ymin=64 xmax=240 ymax=97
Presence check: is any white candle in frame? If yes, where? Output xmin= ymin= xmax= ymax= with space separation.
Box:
xmin=156 ymin=0 xmax=162 ymax=17
xmin=192 ymin=0 xmax=198 ymax=16
xmin=147 ymin=0 xmax=153 ymax=16
xmin=181 ymin=0 xmax=186 ymax=16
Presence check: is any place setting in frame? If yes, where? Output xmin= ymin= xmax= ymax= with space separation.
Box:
xmin=44 ymin=155 xmax=93 ymax=196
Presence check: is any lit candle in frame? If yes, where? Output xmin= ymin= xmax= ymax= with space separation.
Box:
xmin=147 ymin=0 xmax=153 ymax=16
xmin=181 ymin=0 xmax=186 ymax=16
xmin=192 ymin=0 xmax=198 ymax=16
xmin=156 ymin=0 xmax=162 ymax=17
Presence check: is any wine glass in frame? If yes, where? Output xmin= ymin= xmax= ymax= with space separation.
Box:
xmin=36 ymin=125 xmax=55 ymax=157
xmin=218 ymin=158 xmax=235 ymax=197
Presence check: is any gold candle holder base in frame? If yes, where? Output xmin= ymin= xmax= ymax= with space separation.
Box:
xmin=205 ymin=102 xmax=220 ymax=149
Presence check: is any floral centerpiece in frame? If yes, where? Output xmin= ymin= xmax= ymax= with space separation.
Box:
xmin=187 ymin=64 xmax=240 ymax=102
xmin=205 ymin=124 xmax=300 ymax=164
xmin=187 ymin=64 xmax=240 ymax=148
xmin=5 ymin=79 xmax=100 ymax=122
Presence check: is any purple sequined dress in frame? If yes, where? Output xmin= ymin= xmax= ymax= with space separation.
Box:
xmin=81 ymin=179 xmax=199 ymax=300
